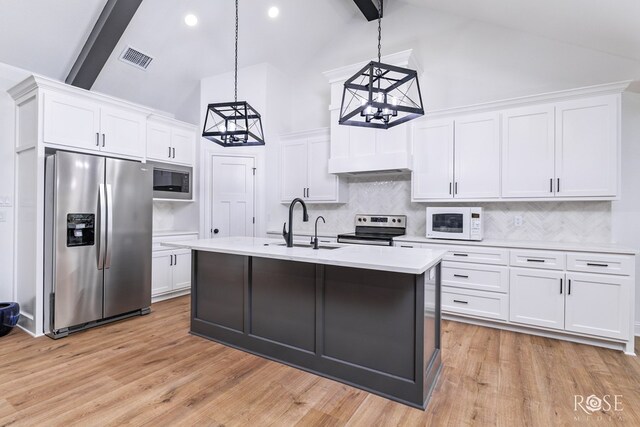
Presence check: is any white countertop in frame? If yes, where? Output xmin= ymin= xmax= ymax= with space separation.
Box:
xmin=162 ymin=237 xmax=447 ymax=275
xmin=153 ymin=230 xmax=199 ymax=237
xmin=394 ymin=236 xmax=639 ymax=255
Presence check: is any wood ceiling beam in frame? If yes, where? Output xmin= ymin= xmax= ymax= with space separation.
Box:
xmin=352 ymin=0 xmax=383 ymax=21
xmin=66 ymin=0 xmax=144 ymax=90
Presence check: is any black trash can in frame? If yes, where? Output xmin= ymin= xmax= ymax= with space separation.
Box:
xmin=0 ymin=302 xmax=20 ymax=337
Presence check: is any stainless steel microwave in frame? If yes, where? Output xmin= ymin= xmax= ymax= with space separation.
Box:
xmin=149 ymin=162 xmax=193 ymax=200
xmin=426 ymin=207 xmax=483 ymax=241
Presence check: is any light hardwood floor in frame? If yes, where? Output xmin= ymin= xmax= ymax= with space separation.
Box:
xmin=0 ymin=296 xmax=638 ymax=426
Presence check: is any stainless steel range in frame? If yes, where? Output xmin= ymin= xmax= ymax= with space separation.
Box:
xmin=337 ymin=214 xmax=407 ymax=246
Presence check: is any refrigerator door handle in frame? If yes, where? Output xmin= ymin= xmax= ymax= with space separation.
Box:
xmin=98 ymin=184 xmax=106 ymax=270
xmin=105 ymin=184 xmax=114 ymax=269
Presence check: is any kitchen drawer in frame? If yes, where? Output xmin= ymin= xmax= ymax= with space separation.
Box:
xmin=442 ymin=261 xmax=509 ymax=293
xmin=566 ymin=253 xmax=634 ymax=276
xmin=442 ymin=287 xmax=508 ymax=321
xmin=510 ymin=249 xmax=565 ymax=270
xmin=440 ymin=246 xmax=509 ymax=266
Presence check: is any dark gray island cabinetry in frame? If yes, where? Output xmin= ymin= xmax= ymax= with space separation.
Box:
xmin=166 ymin=237 xmax=445 ymax=409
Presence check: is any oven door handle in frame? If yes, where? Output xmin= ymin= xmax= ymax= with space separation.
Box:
xmin=337 ymin=238 xmax=392 ymax=246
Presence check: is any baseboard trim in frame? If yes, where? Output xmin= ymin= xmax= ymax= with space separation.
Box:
xmin=152 ymin=289 xmax=190 ymax=303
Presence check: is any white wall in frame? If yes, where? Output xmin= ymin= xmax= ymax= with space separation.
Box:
xmin=0 ymin=62 xmax=29 ymax=302
xmin=199 ymin=63 xmax=291 ymax=239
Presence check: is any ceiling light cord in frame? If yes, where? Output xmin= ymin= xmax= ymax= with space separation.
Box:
xmin=235 ymin=0 xmax=239 ymax=103
xmin=377 ymin=0 xmax=382 ymax=64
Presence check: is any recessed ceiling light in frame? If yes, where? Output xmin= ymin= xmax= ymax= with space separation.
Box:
xmin=184 ymin=14 xmax=198 ymax=27
xmin=268 ymin=6 xmax=279 ymax=18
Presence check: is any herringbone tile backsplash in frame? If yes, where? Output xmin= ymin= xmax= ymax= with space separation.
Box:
xmin=291 ymin=174 xmax=611 ymax=242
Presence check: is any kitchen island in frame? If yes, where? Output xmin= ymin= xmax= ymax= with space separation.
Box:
xmin=163 ymin=237 xmax=446 ymax=409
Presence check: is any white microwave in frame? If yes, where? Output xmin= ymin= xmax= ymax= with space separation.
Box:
xmin=426 ymin=207 xmax=483 ymax=241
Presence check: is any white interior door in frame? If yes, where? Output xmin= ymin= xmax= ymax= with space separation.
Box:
xmin=211 ymin=156 xmax=255 ymax=238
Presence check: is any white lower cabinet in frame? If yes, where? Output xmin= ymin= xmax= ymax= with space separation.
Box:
xmin=564 ymin=272 xmax=631 ymax=340
xmin=152 ymin=249 xmax=192 ymax=297
xmin=400 ymin=238 xmax=636 ymax=353
xmin=509 ymin=268 xmax=565 ymax=330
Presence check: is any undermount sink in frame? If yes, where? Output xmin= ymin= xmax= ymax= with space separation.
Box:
xmin=265 ymin=242 xmax=341 ymax=250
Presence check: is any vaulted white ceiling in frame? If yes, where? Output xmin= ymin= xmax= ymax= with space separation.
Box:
xmin=1 ymin=0 xmax=639 ymax=122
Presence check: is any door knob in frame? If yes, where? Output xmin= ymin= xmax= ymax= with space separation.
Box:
xmin=213 ymin=229 xmax=219 ymax=234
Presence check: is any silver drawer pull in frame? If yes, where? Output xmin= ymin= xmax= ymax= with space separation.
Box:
xmin=587 ymin=263 xmax=609 ymax=267
xmin=526 ymin=258 xmax=545 ymax=263
xmin=453 ymin=299 xmax=468 ymax=304
xmin=401 ymin=245 xmax=414 ymax=248
xmin=453 ymin=274 xmax=469 ymax=278
xmin=453 ymin=253 xmax=468 ymax=257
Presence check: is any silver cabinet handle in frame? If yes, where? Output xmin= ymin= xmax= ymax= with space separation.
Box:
xmin=168 ymin=147 xmax=172 ymax=158
xmin=557 ymin=178 xmax=560 ymax=193
xmin=172 ymin=147 xmax=176 ymax=158
xmin=550 ymin=178 xmax=553 ymax=193
xmin=170 ymin=254 xmax=173 ymax=266
xmin=568 ymin=279 xmax=572 ymax=295
xmin=449 ymin=182 xmax=452 ymax=195
xmin=453 ymin=253 xmax=468 ymax=257
xmin=587 ymin=263 xmax=608 ymax=267
xmin=97 ymin=184 xmax=106 ymax=270
xmin=455 ymin=182 xmax=458 ymax=195
xmin=453 ymin=300 xmax=468 ymax=304
xmin=174 ymin=254 xmax=177 ymax=265
xmin=453 ymin=274 xmax=469 ymax=278
xmin=526 ymin=258 xmax=545 ymax=263
xmin=307 ymin=187 xmax=310 ymax=198
xmin=560 ymin=278 xmax=563 ymax=294
xmin=96 ymin=132 xmax=100 ymax=147
xmin=105 ymin=184 xmax=113 ymax=269
xmin=102 ymin=133 xmax=106 ymax=147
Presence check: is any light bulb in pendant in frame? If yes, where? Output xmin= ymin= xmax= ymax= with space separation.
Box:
xmin=228 ymin=122 xmax=237 ymax=132
xmin=218 ymin=124 xmax=227 ymax=133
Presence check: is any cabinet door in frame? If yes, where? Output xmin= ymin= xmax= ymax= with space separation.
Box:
xmin=43 ymin=92 xmax=100 ymax=150
xmin=146 ymin=121 xmax=172 ymax=162
xmin=99 ymin=107 xmax=146 ymax=158
xmin=454 ymin=112 xmax=501 ymax=198
xmin=280 ymin=140 xmax=308 ymax=202
xmin=509 ymin=268 xmax=565 ymax=330
xmin=306 ymin=136 xmax=336 ymax=201
xmin=172 ymin=250 xmax=192 ymax=291
xmin=152 ymin=251 xmax=173 ymax=296
xmin=555 ymin=95 xmax=618 ymax=197
xmin=502 ymin=105 xmax=556 ymax=198
xmin=412 ymin=119 xmax=454 ymax=200
xmin=171 ymin=128 xmax=195 ymax=166
xmin=565 ymin=272 xmax=630 ymax=340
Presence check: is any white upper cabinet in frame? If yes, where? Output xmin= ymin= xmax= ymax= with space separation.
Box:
xmin=280 ymin=129 xmax=348 ymax=204
xmin=99 ymin=106 xmax=146 ymax=158
xmin=412 ymin=119 xmax=454 ymax=200
xmin=555 ymin=95 xmax=618 ymax=197
xmin=146 ymin=117 xmax=196 ymax=166
xmin=412 ymin=113 xmax=500 ymax=201
xmin=42 ymin=90 xmax=147 ymax=159
xmin=501 ymin=104 xmax=555 ymax=198
xmin=454 ymin=112 xmax=501 ymax=199
xmin=43 ymin=92 xmax=101 ymax=150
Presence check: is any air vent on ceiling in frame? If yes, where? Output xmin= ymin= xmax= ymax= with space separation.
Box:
xmin=118 ymin=46 xmax=153 ymax=70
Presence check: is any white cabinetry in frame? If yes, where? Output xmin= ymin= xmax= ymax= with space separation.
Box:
xmin=42 ymin=91 xmax=146 ymax=159
xmin=279 ymin=129 xmax=347 ymax=203
xmin=395 ymin=237 xmax=636 ymax=354
xmin=564 ymin=272 xmax=630 ymax=340
xmin=555 ymin=95 xmax=618 ymax=197
xmin=146 ymin=116 xmax=196 ymax=166
xmin=152 ymin=249 xmax=192 ymax=297
xmin=501 ymin=104 xmax=555 ymax=198
xmin=509 ymin=268 xmax=565 ymax=330
xmin=152 ymin=232 xmax=198 ymax=301
xmin=418 ymin=86 xmax=623 ymax=201
xmin=412 ymin=112 xmax=500 ymax=201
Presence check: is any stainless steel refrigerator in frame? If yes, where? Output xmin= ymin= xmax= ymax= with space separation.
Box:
xmin=44 ymin=151 xmax=153 ymax=338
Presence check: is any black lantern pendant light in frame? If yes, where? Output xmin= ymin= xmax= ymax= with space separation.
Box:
xmin=339 ymin=0 xmax=424 ymax=129
xmin=202 ymin=0 xmax=265 ymax=146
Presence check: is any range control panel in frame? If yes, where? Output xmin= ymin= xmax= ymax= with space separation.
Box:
xmin=355 ymin=214 xmax=407 ymax=228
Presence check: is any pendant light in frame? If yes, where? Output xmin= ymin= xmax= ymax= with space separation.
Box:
xmin=338 ymin=0 xmax=424 ymax=129
xmin=202 ymin=0 xmax=265 ymax=146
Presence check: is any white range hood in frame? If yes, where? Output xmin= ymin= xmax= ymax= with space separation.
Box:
xmin=323 ymin=50 xmax=421 ymax=175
